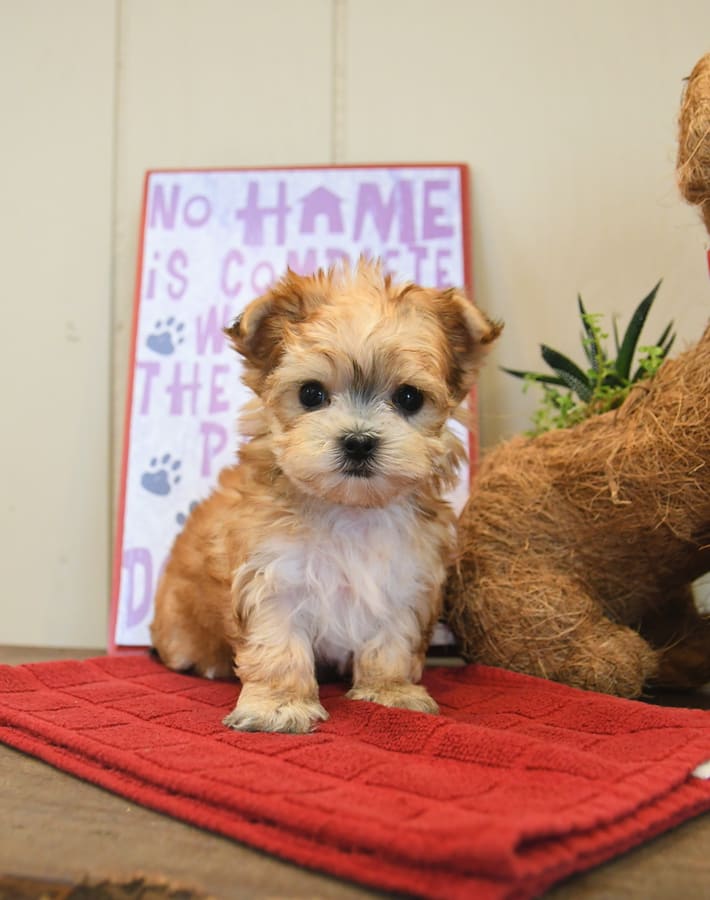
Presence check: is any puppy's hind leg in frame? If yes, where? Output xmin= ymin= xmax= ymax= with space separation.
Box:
xmin=150 ymin=577 xmax=233 ymax=679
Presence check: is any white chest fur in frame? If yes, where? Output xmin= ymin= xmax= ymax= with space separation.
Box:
xmin=234 ymin=500 xmax=449 ymax=669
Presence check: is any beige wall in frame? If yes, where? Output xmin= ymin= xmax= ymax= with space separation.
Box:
xmin=3 ymin=0 xmax=709 ymax=647
xmin=1 ymin=1 xmax=116 ymax=647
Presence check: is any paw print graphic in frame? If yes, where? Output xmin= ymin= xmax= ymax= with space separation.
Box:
xmin=146 ymin=318 xmax=185 ymax=355
xmin=141 ymin=454 xmax=182 ymax=496
xmin=176 ymin=501 xmax=199 ymax=526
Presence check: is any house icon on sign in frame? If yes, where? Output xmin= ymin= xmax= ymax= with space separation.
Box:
xmin=299 ymin=186 xmax=345 ymax=234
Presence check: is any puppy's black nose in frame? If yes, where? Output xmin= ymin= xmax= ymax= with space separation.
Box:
xmin=341 ymin=432 xmax=378 ymax=461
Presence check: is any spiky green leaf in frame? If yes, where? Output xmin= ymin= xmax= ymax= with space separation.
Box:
xmin=578 ymin=295 xmax=605 ymax=372
xmin=601 ymin=371 xmax=625 ymax=388
xmin=656 ymin=320 xmax=674 ymax=350
xmin=499 ymin=366 xmax=567 ymax=386
xmin=661 ymin=332 xmax=676 ymax=356
xmin=615 ymin=280 xmax=662 ymax=380
xmin=612 ymin=317 xmax=621 ymax=355
xmin=631 ymin=330 xmax=675 ymax=382
xmin=540 ymin=345 xmax=593 ymax=401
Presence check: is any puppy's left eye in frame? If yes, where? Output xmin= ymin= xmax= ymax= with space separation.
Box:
xmin=299 ymin=380 xmax=329 ymax=410
xmin=392 ymin=384 xmax=424 ymax=415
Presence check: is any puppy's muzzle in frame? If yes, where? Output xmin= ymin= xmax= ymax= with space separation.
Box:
xmin=339 ymin=432 xmax=379 ymax=476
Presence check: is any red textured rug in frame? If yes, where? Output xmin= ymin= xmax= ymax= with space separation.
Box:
xmin=1 ymin=656 xmax=710 ymax=900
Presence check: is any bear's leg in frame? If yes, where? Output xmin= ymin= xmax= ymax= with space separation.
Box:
xmin=448 ymin=568 xmax=658 ymax=698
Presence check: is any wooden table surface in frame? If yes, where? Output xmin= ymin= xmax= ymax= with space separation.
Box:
xmin=1 ymin=647 xmax=709 ymax=899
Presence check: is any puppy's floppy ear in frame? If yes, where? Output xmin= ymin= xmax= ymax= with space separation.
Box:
xmin=436 ymin=288 xmax=502 ymax=402
xmin=223 ymin=269 xmax=322 ymax=372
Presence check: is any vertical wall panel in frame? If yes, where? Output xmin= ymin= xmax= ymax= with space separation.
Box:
xmin=343 ymin=0 xmax=710 ymax=444
xmin=3 ymin=0 xmax=709 ymax=646
xmin=111 ymin=0 xmax=334 ymax=494
xmin=0 ymin=1 xmax=116 ymax=645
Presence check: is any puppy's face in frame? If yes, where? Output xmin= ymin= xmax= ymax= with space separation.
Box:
xmin=227 ymin=261 xmax=500 ymax=508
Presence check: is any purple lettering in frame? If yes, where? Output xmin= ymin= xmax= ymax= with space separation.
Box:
xmin=145 ymin=251 xmax=160 ymax=300
xmin=422 ymin=180 xmax=454 ymax=239
xmin=195 ymin=304 xmax=231 ymax=355
xmin=135 ymin=360 xmax=160 ymax=414
xmin=166 ymin=362 xmax=202 ymax=415
xmin=235 ymin=180 xmax=291 ymax=246
xmin=144 ymin=249 xmax=188 ymax=301
xmin=148 ymin=184 xmax=212 ymax=230
xmin=286 ymin=248 xmax=319 ymax=275
xmin=149 ymin=183 xmax=180 ymax=230
xmin=410 ymin=245 xmax=428 ymax=283
xmin=381 ymin=248 xmax=401 ymax=277
xmin=199 ymin=421 xmax=229 ymax=477
xmin=183 ymin=194 xmax=211 ymax=227
xmin=209 ymin=364 xmax=231 ymax=413
xmin=221 ymin=249 xmax=244 ymax=298
xmin=252 ymin=261 xmax=276 ymax=293
xmin=353 ymin=181 xmax=414 ymax=243
xmin=435 ymin=248 xmax=454 ymax=288
xmin=166 ymin=249 xmax=189 ymax=300
xmin=122 ymin=547 xmax=153 ymax=628
xmin=299 ymin=186 xmax=344 ymax=234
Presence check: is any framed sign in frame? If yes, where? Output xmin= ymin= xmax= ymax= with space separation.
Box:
xmin=111 ymin=164 xmax=473 ymax=650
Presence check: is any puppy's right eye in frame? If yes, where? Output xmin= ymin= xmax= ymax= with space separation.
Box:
xmin=299 ymin=381 xmax=329 ymax=409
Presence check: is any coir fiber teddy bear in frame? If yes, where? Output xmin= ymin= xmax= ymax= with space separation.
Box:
xmin=445 ymin=53 xmax=710 ymax=698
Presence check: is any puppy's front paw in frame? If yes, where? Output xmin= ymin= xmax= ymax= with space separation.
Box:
xmin=223 ymin=692 xmax=329 ymax=734
xmin=347 ymin=682 xmax=439 ymax=714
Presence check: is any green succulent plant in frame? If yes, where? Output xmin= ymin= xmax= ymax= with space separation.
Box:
xmin=502 ymin=281 xmax=675 ymax=435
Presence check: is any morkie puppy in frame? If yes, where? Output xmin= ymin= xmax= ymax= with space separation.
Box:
xmin=150 ymin=259 xmax=500 ymax=732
